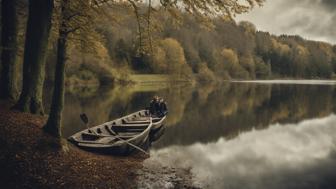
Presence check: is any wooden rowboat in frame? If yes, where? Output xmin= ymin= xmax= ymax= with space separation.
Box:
xmin=68 ymin=117 xmax=153 ymax=155
xmin=68 ymin=110 xmax=167 ymax=154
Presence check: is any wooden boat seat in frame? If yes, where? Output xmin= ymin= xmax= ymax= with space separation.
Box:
xmin=78 ymin=142 xmax=112 ymax=147
xmin=111 ymin=126 xmax=147 ymax=133
xmin=122 ymin=119 xmax=150 ymax=125
xmin=124 ymin=117 xmax=161 ymax=124
xmin=111 ymin=121 xmax=147 ymax=126
xmin=84 ymin=124 xmax=147 ymax=139
xmin=81 ymin=131 xmax=136 ymax=142
xmin=80 ymin=136 xmax=117 ymax=144
xmin=82 ymin=132 xmax=100 ymax=141
xmin=104 ymin=125 xmax=115 ymax=135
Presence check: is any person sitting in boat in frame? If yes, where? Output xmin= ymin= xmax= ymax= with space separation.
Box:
xmin=154 ymin=96 xmax=161 ymax=114
xmin=149 ymin=96 xmax=159 ymax=115
xmin=158 ymin=98 xmax=168 ymax=117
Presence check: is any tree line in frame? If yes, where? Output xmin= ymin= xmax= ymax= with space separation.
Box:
xmin=0 ymin=0 xmax=263 ymax=141
xmin=101 ymin=7 xmax=336 ymax=81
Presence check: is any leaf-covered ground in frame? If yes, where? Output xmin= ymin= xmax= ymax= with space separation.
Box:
xmin=0 ymin=101 xmax=147 ymax=189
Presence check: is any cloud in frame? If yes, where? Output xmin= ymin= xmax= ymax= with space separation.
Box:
xmin=147 ymin=115 xmax=336 ymax=189
xmin=236 ymin=0 xmax=336 ymax=44
xmin=321 ymin=0 xmax=336 ymax=10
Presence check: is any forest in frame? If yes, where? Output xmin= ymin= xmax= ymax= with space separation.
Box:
xmin=100 ymin=6 xmax=336 ymax=81
xmin=2 ymin=1 xmax=336 ymax=93
xmin=1 ymin=0 xmax=336 ymax=188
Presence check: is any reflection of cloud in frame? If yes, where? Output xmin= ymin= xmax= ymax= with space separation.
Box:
xmin=237 ymin=0 xmax=336 ymax=44
xmin=321 ymin=0 xmax=336 ymax=10
xmin=148 ymin=115 xmax=336 ymax=189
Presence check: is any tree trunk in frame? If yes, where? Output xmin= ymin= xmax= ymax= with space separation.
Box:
xmin=0 ymin=0 xmax=18 ymax=100
xmin=44 ymin=34 xmax=67 ymax=138
xmin=44 ymin=0 xmax=69 ymax=138
xmin=13 ymin=0 xmax=53 ymax=114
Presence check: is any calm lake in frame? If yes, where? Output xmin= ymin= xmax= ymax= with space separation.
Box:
xmin=60 ymin=81 xmax=336 ymax=189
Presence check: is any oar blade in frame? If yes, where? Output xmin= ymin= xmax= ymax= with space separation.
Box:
xmin=80 ymin=113 xmax=89 ymax=124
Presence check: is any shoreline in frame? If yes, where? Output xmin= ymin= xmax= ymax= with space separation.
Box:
xmin=0 ymin=101 xmax=147 ymax=189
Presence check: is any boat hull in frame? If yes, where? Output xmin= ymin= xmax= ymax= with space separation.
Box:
xmin=70 ymin=134 xmax=150 ymax=155
xmin=68 ymin=110 xmax=166 ymax=155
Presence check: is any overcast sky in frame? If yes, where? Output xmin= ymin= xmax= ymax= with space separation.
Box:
xmin=237 ymin=0 xmax=336 ymax=44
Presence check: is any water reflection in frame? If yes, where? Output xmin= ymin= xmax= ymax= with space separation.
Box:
xmin=62 ymin=82 xmax=336 ymax=140
xmin=153 ymin=83 xmax=336 ymax=148
xmin=147 ymin=115 xmax=336 ymax=189
xmin=61 ymin=81 xmax=336 ymax=188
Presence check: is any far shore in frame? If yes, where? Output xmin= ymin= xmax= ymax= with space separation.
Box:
xmin=130 ymin=74 xmax=336 ymax=83
xmin=230 ymin=79 xmax=336 ymax=85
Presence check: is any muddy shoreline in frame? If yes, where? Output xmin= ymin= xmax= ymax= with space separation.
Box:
xmin=135 ymin=158 xmax=200 ymax=189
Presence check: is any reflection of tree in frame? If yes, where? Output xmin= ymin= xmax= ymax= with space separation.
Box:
xmin=61 ymin=83 xmax=195 ymax=137
xmin=62 ymin=86 xmax=136 ymax=137
xmin=163 ymin=84 xmax=194 ymax=126
xmin=195 ymin=83 xmax=216 ymax=105
xmin=60 ymin=83 xmax=336 ymax=146
xmin=154 ymin=83 xmax=336 ymax=148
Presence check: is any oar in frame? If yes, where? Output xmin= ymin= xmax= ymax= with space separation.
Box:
xmin=79 ymin=113 xmax=149 ymax=155
xmin=80 ymin=113 xmax=98 ymax=135
xmin=109 ymin=127 xmax=149 ymax=155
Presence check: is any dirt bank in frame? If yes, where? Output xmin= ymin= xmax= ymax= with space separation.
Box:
xmin=0 ymin=101 xmax=147 ymax=189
